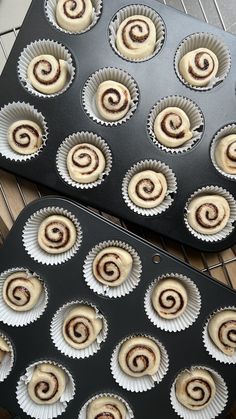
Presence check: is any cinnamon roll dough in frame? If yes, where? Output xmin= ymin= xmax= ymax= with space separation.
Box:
xmin=0 ymin=337 xmax=10 ymax=364
xmin=67 ymin=143 xmax=106 ymax=183
xmin=208 ymin=310 xmax=236 ymax=356
xmin=128 ymin=170 xmax=167 ymax=209
xmin=96 ymin=80 xmax=131 ymax=122
xmin=179 ymin=48 xmax=219 ymax=87
xmin=38 ymin=215 xmax=77 ymax=254
xmin=92 ymin=246 xmax=133 ymax=287
xmin=116 ymin=15 xmax=156 ymax=60
xmin=87 ymin=396 xmax=127 ymax=419
xmin=154 ymin=107 xmax=193 ymax=148
xmin=118 ymin=336 xmax=160 ymax=378
xmin=215 ymin=135 xmax=236 ymax=175
xmin=175 ymin=369 xmax=216 ymax=411
xmin=27 ymin=54 xmax=68 ymax=95
xmin=3 ymin=271 xmax=43 ymax=312
xmin=151 ymin=278 xmax=188 ymax=319
xmin=62 ymin=305 xmax=103 ymax=349
xmin=8 ymin=120 xmax=43 ymax=155
xmin=56 ymin=0 xmax=93 ymax=33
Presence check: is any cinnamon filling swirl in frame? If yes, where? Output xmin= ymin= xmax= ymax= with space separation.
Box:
xmin=67 ymin=143 xmax=106 ymax=184
xmin=8 ymin=120 xmax=43 ymax=155
xmin=87 ymin=396 xmax=127 ymax=419
xmin=208 ymin=310 xmax=236 ymax=356
xmin=151 ymin=278 xmax=188 ymax=319
xmin=96 ymin=80 xmax=131 ymax=122
xmin=179 ymin=48 xmax=219 ymax=87
xmin=215 ymin=134 xmax=236 ymax=175
xmin=154 ymin=107 xmax=193 ymax=148
xmin=38 ymin=215 xmax=77 ymax=254
xmin=56 ymin=0 xmax=93 ymax=32
xmin=128 ymin=170 xmax=168 ymax=209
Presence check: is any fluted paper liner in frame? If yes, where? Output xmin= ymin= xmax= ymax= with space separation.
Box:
xmin=16 ymin=360 xmax=75 ymax=419
xmin=0 ymin=267 xmax=48 ymax=327
xmin=170 ymin=366 xmax=228 ymax=419
xmin=18 ymin=39 xmax=75 ymax=98
xmin=56 ymin=131 xmax=112 ymax=189
xmin=109 ymin=4 xmax=165 ymax=62
xmin=184 ymin=186 xmax=236 ymax=242
xmin=83 ymin=240 xmax=142 ymax=298
xmin=147 ymin=96 xmax=204 ymax=154
xmin=50 ymin=300 xmax=108 ymax=359
xmin=78 ymin=392 xmax=134 ymax=419
xmin=122 ymin=159 xmax=177 ymax=216
xmin=111 ymin=334 xmax=169 ymax=392
xmin=0 ymin=333 xmax=14 ymax=382
xmin=82 ymin=67 xmax=139 ymax=126
xmin=23 ymin=206 xmax=82 ymax=265
xmin=175 ymin=32 xmax=231 ymax=91
xmin=211 ymin=124 xmax=236 ymax=180
xmin=0 ymin=102 xmax=48 ymax=161
xmin=203 ymin=306 xmax=236 ymax=364
xmin=45 ymin=0 xmax=102 ymax=34
xmin=144 ymin=273 xmax=201 ymax=332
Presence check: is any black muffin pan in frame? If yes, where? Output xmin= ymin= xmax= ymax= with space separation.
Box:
xmin=0 ymin=0 xmax=236 ymax=253
xmin=0 ymin=196 xmax=236 ymax=418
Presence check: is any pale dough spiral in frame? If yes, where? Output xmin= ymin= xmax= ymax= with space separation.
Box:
xmin=151 ymin=278 xmax=188 ymax=319
xmin=215 ymin=135 xmax=236 ymax=175
xmin=87 ymin=396 xmax=127 ymax=419
xmin=56 ymin=0 xmax=93 ymax=32
xmin=66 ymin=143 xmax=106 ymax=183
xmin=208 ymin=310 xmax=236 ymax=356
xmin=38 ymin=215 xmax=77 ymax=254
xmin=8 ymin=120 xmax=42 ymax=155
xmin=128 ymin=170 xmax=167 ymax=209
xmin=179 ymin=48 xmax=219 ymax=87
xmin=0 ymin=337 xmax=10 ymax=364
xmin=154 ymin=107 xmax=193 ymax=148
xmin=96 ymin=80 xmax=131 ymax=122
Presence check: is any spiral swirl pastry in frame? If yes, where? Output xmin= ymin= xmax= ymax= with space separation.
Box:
xmin=179 ymin=48 xmax=219 ymax=87
xmin=92 ymin=246 xmax=133 ymax=287
xmin=215 ymin=134 xmax=236 ymax=175
xmin=208 ymin=310 xmax=236 ymax=356
xmin=8 ymin=120 xmax=43 ymax=155
xmin=118 ymin=336 xmax=160 ymax=378
xmin=66 ymin=143 xmax=106 ymax=184
xmin=87 ymin=396 xmax=127 ymax=419
xmin=187 ymin=194 xmax=230 ymax=235
xmin=154 ymin=107 xmax=193 ymax=148
xmin=27 ymin=54 xmax=68 ymax=95
xmin=151 ymin=278 xmax=188 ymax=319
xmin=0 ymin=337 xmax=10 ymax=364
xmin=56 ymin=0 xmax=93 ymax=32
xmin=175 ymin=369 xmax=216 ymax=411
xmin=38 ymin=215 xmax=77 ymax=254
xmin=96 ymin=80 xmax=131 ymax=122
xmin=62 ymin=305 xmax=103 ymax=349
xmin=27 ymin=363 xmax=67 ymax=405
xmin=128 ymin=170 xmax=168 ymax=209
xmin=3 ymin=271 xmax=43 ymax=312
xmin=116 ymin=15 xmax=156 ymax=60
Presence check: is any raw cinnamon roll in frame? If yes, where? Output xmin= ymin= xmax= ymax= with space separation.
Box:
xmin=27 ymin=54 xmax=68 ymax=94
xmin=179 ymin=48 xmax=219 ymax=87
xmin=27 ymin=363 xmax=67 ymax=405
xmin=0 ymin=337 xmax=10 ymax=364
xmin=87 ymin=396 xmax=127 ymax=419
xmin=62 ymin=305 xmax=103 ymax=349
xmin=175 ymin=369 xmax=216 ymax=411
xmin=128 ymin=170 xmax=167 ymax=209
xmin=208 ymin=310 xmax=236 ymax=356
xmin=56 ymin=0 xmax=93 ymax=32
xmin=66 ymin=143 xmax=106 ymax=183
xmin=154 ymin=107 xmax=193 ymax=148
xmin=118 ymin=336 xmax=160 ymax=378
xmin=151 ymin=278 xmax=188 ymax=319
xmin=215 ymin=135 xmax=236 ymax=175
xmin=38 ymin=215 xmax=77 ymax=254
xmin=3 ymin=271 xmax=43 ymax=312
xmin=8 ymin=120 xmax=42 ymax=155
xmin=92 ymin=246 xmax=133 ymax=287
xmin=187 ymin=195 xmax=230 ymax=235
xmin=116 ymin=15 xmax=156 ymax=60
xmin=96 ymin=80 xmax=131 ymax=122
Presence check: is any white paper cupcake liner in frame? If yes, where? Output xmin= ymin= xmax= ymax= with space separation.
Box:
xmin=184 ymin=186 xmax=236 ymax=242
xmin=147 ymin=96 xmax=204 ymax=154
xmin=174 ymin=33 xmax=231 ymax=91
xmin=109 ymin=4 xmax=165 ymax=62
xmin=83 ymin=240 xmax=142 ymax=298
xmin=0 ymin=102 xmax=48 ymax=162
xmin=0 ymin=333 xmax=14 ymax=382
xmin=45 ymin=0 xmax=102 ymax=35
xmin=22 ymin=206 xmax=82 ymax=265
xmin=16 ymin=360 xmax=75 ymax=419
xmin=170 ymin=366 xmax=228 ymax=419
xmin=78 ymin=392 xmax=134 ymax=419
xmin=203 ymin=306 xmax=236 ymax=364
xmin=82 ymin=67 xmax=139 ymax=126
xmin=0 ymin=267 xmax=48 ymax=327
xmin=18 ymin=39 xmax=75 ymax=98
xmin=211 ymin=124 xmax=236 ymax=180
xmin=122 ymin=159 xmax=177 ymax=216
xmin=144 ymin=273 xmax=201 ymax=332
xmin=50 ymin=300 xmax=108 ymax=359
xmin=111 ymin=334 xmax=169 ymax=392
xmin=56 ymin=131 xmax=112 ymax=189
